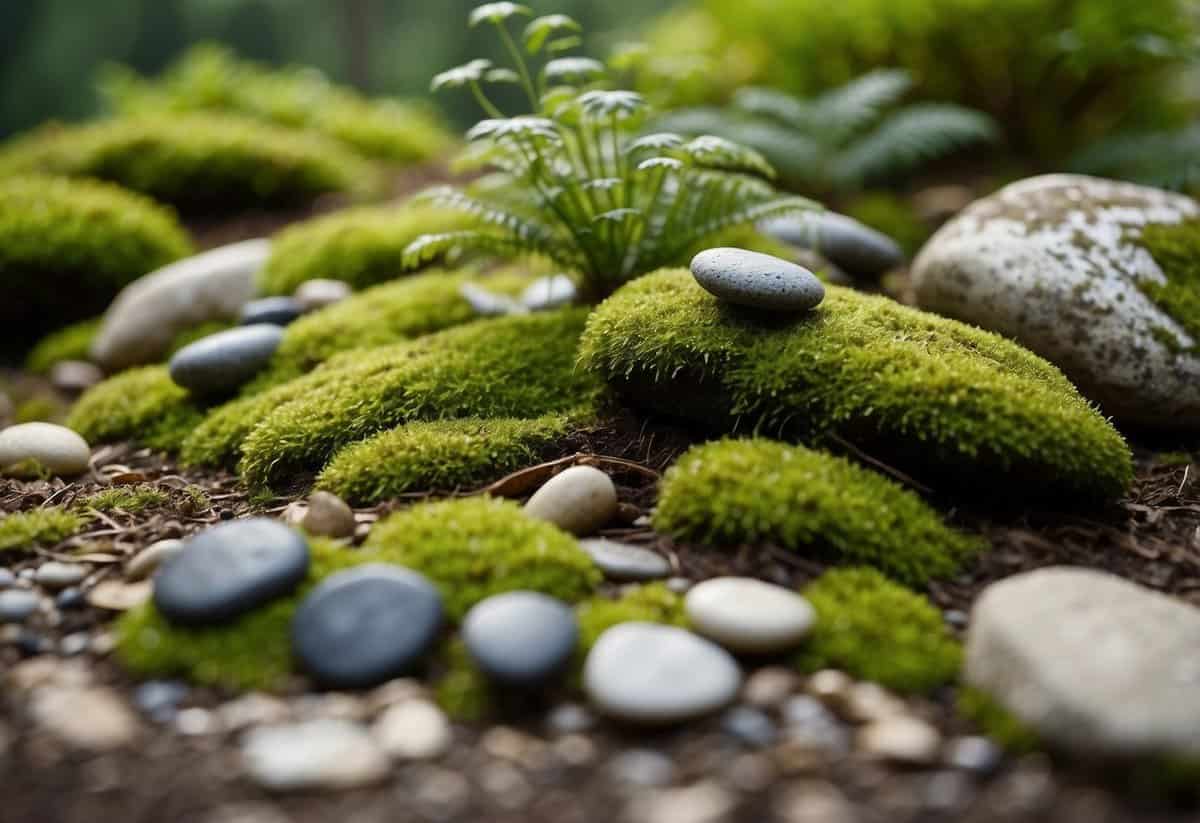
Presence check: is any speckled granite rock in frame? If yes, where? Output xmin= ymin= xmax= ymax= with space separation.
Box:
xmin=911 ymin=175 xmax=1200 ymax=427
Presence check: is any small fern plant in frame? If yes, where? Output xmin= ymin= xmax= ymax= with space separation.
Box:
xmin=402 ymin=3 xmax=817 ymax=302
xmin=655 ymin=69 xmax=998 ymax=195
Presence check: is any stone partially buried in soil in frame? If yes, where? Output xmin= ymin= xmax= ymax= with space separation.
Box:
xmin=462 ymin=591 xmax=579 ymax=686
xmin=584 ymin=622 xmax=742 ymax=724
xmin=168 ymin=324 xmax=284 ymax=396
xmin=153 ymin=519 xmax=310 ymax=626
xmin=580 ymin=538 xmax=671 ymax=582
xmin=524 ymin=466 xmax=618 ymax=537
xmin=291 ymin=564 xmax=443 ymax=689
xmin=0 ymin=422 xmax=91 ymax=477
xmin=690 ymin=247 xmax=824 ymax=312
xmin=685 ymin=577 xmax=815 ymax=654
xmin=966 ymin=566 xmax=1200 ymax=758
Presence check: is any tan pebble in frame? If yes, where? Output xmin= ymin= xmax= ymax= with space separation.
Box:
xmin=50 ymin=360 xmax=104 ymax=393
xmin=742 ymin=667 xmax=800 ymax=708
xmin=858 ymin=715 xmax=942 ymax=764
xmin=626 ymin=780 xmax=737 ymax=823
xmin=31 ymin=687 xmax=139 ymax=750
xmin=125 ymin=539 xmax=184 ymax=581
xmin=807 ymin=669 xmax=853 ymax=706
xmin=841 ymin=681 xmax=906 ymax=724
xmin=523 ymin=465 xmax=617 ymax=536
xmin=87 ymin=580 xmax=152 ymax=611
xmin=773 ymin=779 xmax=857 ymax=823
xmin=294 ymin=278 xmax=352 ymax=311
xmin=300 ymin=491 xmax=356 ymax=539
xmin=372 ymin=700 xmax=451 ymax=760
xmin=218 ymin=693 xmax=292 ymax=732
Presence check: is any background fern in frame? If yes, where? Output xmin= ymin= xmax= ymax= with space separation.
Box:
xmin=1069 ymin=124 xmax=1200 ymax=194
xmin=655 ymin=69 xmax=997 ymax=195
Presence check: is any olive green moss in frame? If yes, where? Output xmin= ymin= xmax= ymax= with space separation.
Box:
xmin=0 ymin=176 xmax=191 ymax=355
xmin=66 ymin=366 xmax=205 ymax=452
xmin=434 ymin=638 xmax=494 ymax=722
xmin=795 ymin=567 xmax=961 ymax=693
xmin=580 ymin=269 xmax=1133 ymax=502
xmin=25 ymin=319 xmax=102 ymax=374
xmin=576 ymin=583 xmax=689 ymax=655
xmin=655 ymin=439 xmax=979 ymax=585
xmin=78 ymin=484 xmax=170 ymax=515
xmin=116 ymin=536 xmax=360 ymax=691
xmin=248 ymin=268 xmax=536 ymax=390
xmin=14 ymin=394 xmax=65 ymax=424
xmin=0 ymin=507 xmax=86 ymax=551
xmin=1136 ymin=220 xmax=1200 ymax=355
xmin=363 ymin=497 xmax=601 ymax=621
xmin=256 ymin=205 xmax=479 ymax=296
xmin=957 ymin=687 xmax=1040 ymax=755
xmin=237 ymin=309 xmax=601 ymax=489
xmin=0 ymin=114 xmax=379 ymax=213
xmin=317 ymin=413 xmax=583 ymax=505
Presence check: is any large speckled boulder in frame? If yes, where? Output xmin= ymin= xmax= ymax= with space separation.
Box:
xmin=912 ymin=175 xmax=1200 ymax=428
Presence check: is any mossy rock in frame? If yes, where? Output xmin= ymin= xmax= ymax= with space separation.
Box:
xmin=236 ymin=308 xmax=601 ymax=489
xmin=317 ymin=412 xmax=584 ymax=505
xmin=256 ymin=205 xmax=479 ymax=296
xmin=579 ymin=268 xmax=1132 ymax=502
xmin=1135 ymin=219 xmax=1200 ymax=355
xmin=362 ymin=497 xmax=601 ymax=620
xmin=655 ymin=439 xmax=980 ymax=585
xmin=0 ymin=507 xmax=86 ymax=551
xmin=66 ymin=366 xmax=206 ymax=452
xmin=0 ymin=114 xmax=379 ymax=213
xmin=796 ymin=567 xmax=961 ymax=693
xmin=0 ymin=176 xmax=192 ymax=357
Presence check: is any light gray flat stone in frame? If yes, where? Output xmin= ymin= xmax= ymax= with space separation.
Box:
xmin=690 ymin=248 xmax=824 ymax=312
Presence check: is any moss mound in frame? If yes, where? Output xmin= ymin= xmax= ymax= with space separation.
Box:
xmin=0 ymin=507 xmax=86 ymax=551
xmin=0 ymin=176 xmax=192 ymax=355
xmin=1135 ymin=219 xmax=1200 ymax=355
xmin=580 ymin=268 xmax=1133 ymax=502
xmin=796 ymin=567 xmax=961 ymax=693
xmin=101 ymin=44 xmax=453 ymax=164
xmin=576 ymin=583 xmax=689 ymax=655
xmin=79 ymin=484 xmax=171 ymax=515
xmin=66 ymin=366 xmax=205 ymax=452
xmin=363 ymin=497 xmax=601 ymax=620
xmin=25 ymin=319 xmax=102 ymax=374
xmin=655 ymin=439 xmax=979 ymax=585
xmin=256 ymin=205 xmax=478 ymax=296
xmin=317 ymin=413 xmax=581 ymax=505
xmin=0 ymin=114 xmax=378 ymax=212
xmin=237 ymin=309 xmax=601 ymax=489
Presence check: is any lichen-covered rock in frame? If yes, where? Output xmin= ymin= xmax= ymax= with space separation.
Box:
xmin=912 ymin=174 xmax=1200 ymax=428
xmin=580 ymin=268 xmax=1132 ymax=503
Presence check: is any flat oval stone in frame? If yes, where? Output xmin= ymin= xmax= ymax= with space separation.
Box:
xmin=580 ymin=538 xmax=670 ymax=581
xmin=524 ymin=466 xmax=618 ymax=536
xmin=0 ymin=588 xmax=39 ymax=623
xmin=462 ymin=591 xmax=579 ymax=686
xmin=690 ymin=247 xmax=824 ymax=312
xmin=584 ymin=622 xmax=742 ymax=724
xmin=761 ymin=213 xmax=904 ymax=279
xmin=520 ymin=274 xmax=577 ymax=311
xmin=167 ymin=324 xmax=284 ymax=396
xmin=294 ymin=278 xmax=352 ymax=311
xmin=685 ymin=577 xmax=815 ymax=653
xmin=292 ymin=564 xmax=443 ymax=689
xmin=239 ymin=297 xmax=304 ymax=327
xmin=0 ymin=423 xmax=91 ymax=477
xmin=242 ymin=719 xmax=389 ymax=791
xmin=153 ymin=519 xmax=309 ymax=626
xmin=34 ymin=562 xmax=88 ymax=590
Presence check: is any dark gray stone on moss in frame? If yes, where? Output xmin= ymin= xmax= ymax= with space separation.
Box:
xmin=168 ymin=324 xmax=284 ymax=396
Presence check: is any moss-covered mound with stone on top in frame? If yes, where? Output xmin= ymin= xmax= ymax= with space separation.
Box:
xmin=363 ymin=497 xmax=601 ymax=621
xmin=0 ymin=114 xmax=379 ymax=212
xmin=579 ymin=268 xmax=1133 ymax=502
xmin=255 ymin=205 xmax=479 ymax=296
xmin=796 ymin=567 xmax=962 ymax=693
xmin=234 ymin=308 xmax=601 ymax=489
xmin=0 ymin=176 xmax=192 ymax=356
xmin=66 ymin=366 xmax=205 ymax=452
xmin=654 ymin=439 xmax=980 ymax=585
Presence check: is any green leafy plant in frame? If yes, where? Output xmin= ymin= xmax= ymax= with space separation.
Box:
xmin=656 ymin=70 xmax=997 ymax=195
xmin=403 ymin=3 xmax=816 ymax=302
xmin=1070 ymin=124 xmax=1200 ymax=193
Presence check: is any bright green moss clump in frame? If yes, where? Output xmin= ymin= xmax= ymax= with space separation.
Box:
xmin=66 ymin=366 xmax=205 ymax=452
xmin=237 ymin=309 xmax=600 ymax=489
xmin=0 ymin=507 xmax=86 ymax=551
xmin=655 ymin=439 xmax=979 ymax=585
xmin=317 ymin=413 xmax=582 ymax=505
xmin=580 ymin=269 xmax=1133 ymax=502
xmin=576 ymin=583 xmax=689 ymax=655
xmin=0 ymin=114 xmax=378 ymax=212
xmin=1136 ymin=220 xmax=1200 ymax=354
xmin=79 ymin=484 xmax=170 ymax=515
xmin=0 ymin=176 xmax=191 ymax=355
xmin=363 ymin=497 xmax=601 ymax=620
xmin=796 ymin=567 xmax=961 ymax=693
xmin=256 ymin=205 xmax=478 ymax=295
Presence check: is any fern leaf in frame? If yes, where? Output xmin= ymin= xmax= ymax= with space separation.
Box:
xmin=1069 ymin=125 xmax=1200 ymax=192
xmin=813 ymin=69 xmax=912 ymax=142
xmin=733 ymin=87 xmax=814 ymax=130
xmin=412 ymin=185 xmax=555 ymax=242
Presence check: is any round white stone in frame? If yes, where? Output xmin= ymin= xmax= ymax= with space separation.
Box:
xmin=690 ymin=247 xmax=824 ymax=312
xmin=241 ymin=719 xmax=389 ymax=791
xmin=524 ymin=466 xmax=617 ymax=536
xmin=0 ymin=423 xmax=91 ymax=477
xmin=584 ymin=622 xmax=742 ymax=724
xmin=685 ymin=577 xmax=815 ymax=653
xmin=372 ymin=700 xmax=452 ymax=760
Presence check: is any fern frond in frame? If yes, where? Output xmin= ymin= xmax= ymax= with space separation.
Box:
xmin=733 ymin=87 xmax=814 ymax=130
xmin=1069 ymin=124 xmax=1200 ymax=192
xmin=812 ymin=69 xmax=912 ymax=141
xmin=831 ymin=104 xmax=998 ymax=188
xmin=412 ymin=185 xmax=556 ymax=242
xmin=402 ymin=229 xmax=560 ymax=271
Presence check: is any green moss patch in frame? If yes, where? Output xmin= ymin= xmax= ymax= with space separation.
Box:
xmin=0 ymin=507 xmax=86 ymax=551
xmin=256 ymin=205 xmax=478 ymax=296
xmin=79 ymin=485 xmax=171 ymax=515
xmin=795 ymin=567 xmax=961 ymax=693
xmin=957 ymin=687 xmax=1040 ymax=754
xmin=363 ymin=497 xmax=601 ymax=621
xmin=317 ymin=413 xmax=583 ymax=505
xmin=25 ymin=319 xmax=102 ymax=374
xmin=0 ymin=176 xmax=191 ymax=355
xmin=237 ymin=309 xmax=601 ymax=489
xmin=0 ymin=114 xmax=378 ymax=212
xmin=1136 ymin=220 xmax=1200 ymax=355
xmin=66 ymin=366 xmax=205 ymax=452
xmin=655 ymin=439 xmax=979 ymax=585
xmin=580 ymin=268 xmax=1132 ymax=502
xmin=576 ymin=583 xmax=688 ymax=655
